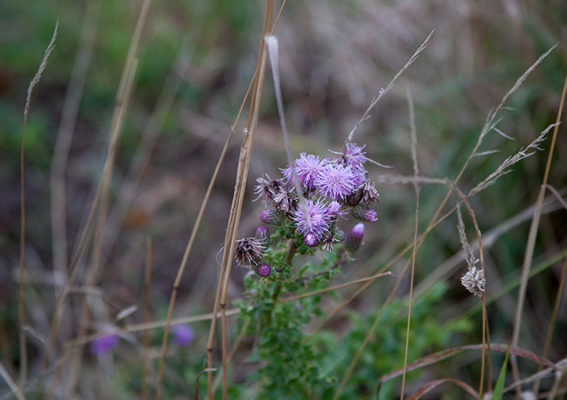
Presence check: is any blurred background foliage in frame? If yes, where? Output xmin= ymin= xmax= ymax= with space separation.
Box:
xmin=0 ymin=0 xmax=566 ymax=398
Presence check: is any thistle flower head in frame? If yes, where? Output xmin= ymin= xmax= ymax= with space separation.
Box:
xmin=255 ymin=262 xmax=272 ymax=277
xmin=345 ymin=223 xmax=365 ymax=253
xmin=282 ymin=153 xmax=327 ymax=190
xmin=235 ymin=237 xmax=264 ymax=265
xmin=254 ymin=175 xmax=287 ymax=203
xmin=346 ymin=181 xmax=380 ymax=206
xmin=272 ymin=189 xmax=298 ymax=215
xmin=293 ymin=199 xmax=330 ymax=239
xmin=321 ymin=229 xmax=344 ymax=251
xmin=315 ymin=162 xmax=358 ymax=201
xmin=343 ymin=142 xmax=367 ymax=170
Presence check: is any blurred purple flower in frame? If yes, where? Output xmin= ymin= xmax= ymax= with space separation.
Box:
xmin=91 ymin=334 xmax=118 ymax=355
xmin=173 ymin=324 xmax=195 ymax=346
xmin=315 ymin=163 xmax=357 ymax=201
xmin=293 ymin=199 xmax=330 ymax=240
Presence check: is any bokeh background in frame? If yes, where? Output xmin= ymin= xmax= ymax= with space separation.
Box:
xmin=1 ymin=0 xmax=566 ymax=398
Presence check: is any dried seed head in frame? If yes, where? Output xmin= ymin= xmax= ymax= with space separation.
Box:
xmin=254 ymin=175 xmax=287 ymax=203
xmin=346 ymin=181 xmax=380 ymax=207
xmin=321 ymin=229 xmax=343 ymax=251
xmin=235 ymin=237 xmax=264 ymax=265
xmin=461 ymin=267 xmax=486 ymax=297
xmin=272 ymin=189 xmax=298 ymax=215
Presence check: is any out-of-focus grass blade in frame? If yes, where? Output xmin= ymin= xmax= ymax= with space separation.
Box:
xmin=491 ymin=345 xmax=510 ymax=400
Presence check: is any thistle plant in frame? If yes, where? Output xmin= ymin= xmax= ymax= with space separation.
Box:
xmin=234 ymin=142 xmax=380 ymax=395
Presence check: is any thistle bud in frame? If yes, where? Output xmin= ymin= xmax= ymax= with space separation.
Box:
xmin=255 ymin=262 xmax=272 ymax=277
xmin=345 ymin=223 xmax=364 ymax=253
xmin=304 ymin=232 xmax=319 ymax=247
xmin=259 ymin=209 xmax=278 ymax=225
xmin=352 ymin=206 xmax=377 ymax=223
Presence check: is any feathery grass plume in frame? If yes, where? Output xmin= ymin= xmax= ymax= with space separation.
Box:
xmin=469 ymin=123 xmax=558 ymax=197
xmin=457 ymin=206 xmax=484 ymax=297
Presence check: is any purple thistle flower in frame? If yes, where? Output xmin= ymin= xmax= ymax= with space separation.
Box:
xmin=256 ymin=262 xmax=272 ymax=277
xmin=282 ymin=153 xmax=327 ymax=190
xmin=172 ymin=324 xmax=195 ymax=346
xmin=345 ymin=223 xmax=365 ymax=253
xmin=304 ymin=232 xmax=319 ymax=247
xmin=259 ymin=209 xmax=278 ymax=224
xmin=352 ymin=207 xmax=378 ymax=223
xmin=293 ymin=199 xmax=330 ymax=240
xmin=342 ymin=142 xmax=368 ymax=171
xmin=315 ymin=162 xmax=358 ymax=201
xmin=91 ymin=334 xmax=118 ymax=355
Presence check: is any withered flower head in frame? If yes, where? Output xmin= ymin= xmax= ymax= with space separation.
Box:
xmin=235 ymin=237 xmax=264 ymax=265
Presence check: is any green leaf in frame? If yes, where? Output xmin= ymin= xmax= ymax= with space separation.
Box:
xmin=492 ymin=345 xmax=510 ymax=400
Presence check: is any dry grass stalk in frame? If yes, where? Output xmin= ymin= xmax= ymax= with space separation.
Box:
xmin=511 ymin=73 xmax=567 ymax=388
xmin=20 ymin=19 xmax=59 ymax=390
xmin=142 ymin=238 xmax=152 ymax=400
xmin=400 ymin=89 xmax=420 ymax=400
xmin=44 ymin=2 xmax=153 ymax=389
xmin=0 ymin=363 xmax=25 ymax=400
xmin=62 ymin=57 xmax=139 ymax=398
xmin=50 ymin=0 xmax=101 ymax=283
xmin=347 ymin=30 xmax=434 ymax=142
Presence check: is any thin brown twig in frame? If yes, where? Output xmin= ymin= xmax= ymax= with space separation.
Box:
xmin=511 ymin=72 xmax=567 ymax=386
xmin=533 ymin=250 xmax=567 ymax=395
xmin=401 ymin=88 xmax=419 ymax=400
xmin=50 ymin=0 xmax=101 ymax=283
xmin=142 ymin=238 xmax=152 ymax=400
xmin=219 ymin=11 xmax=273 ymax=398
xmin=62 ymin=58 xmax=139 ymax=398
xmin=20 ymin=19 xmax=59 ymax=390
